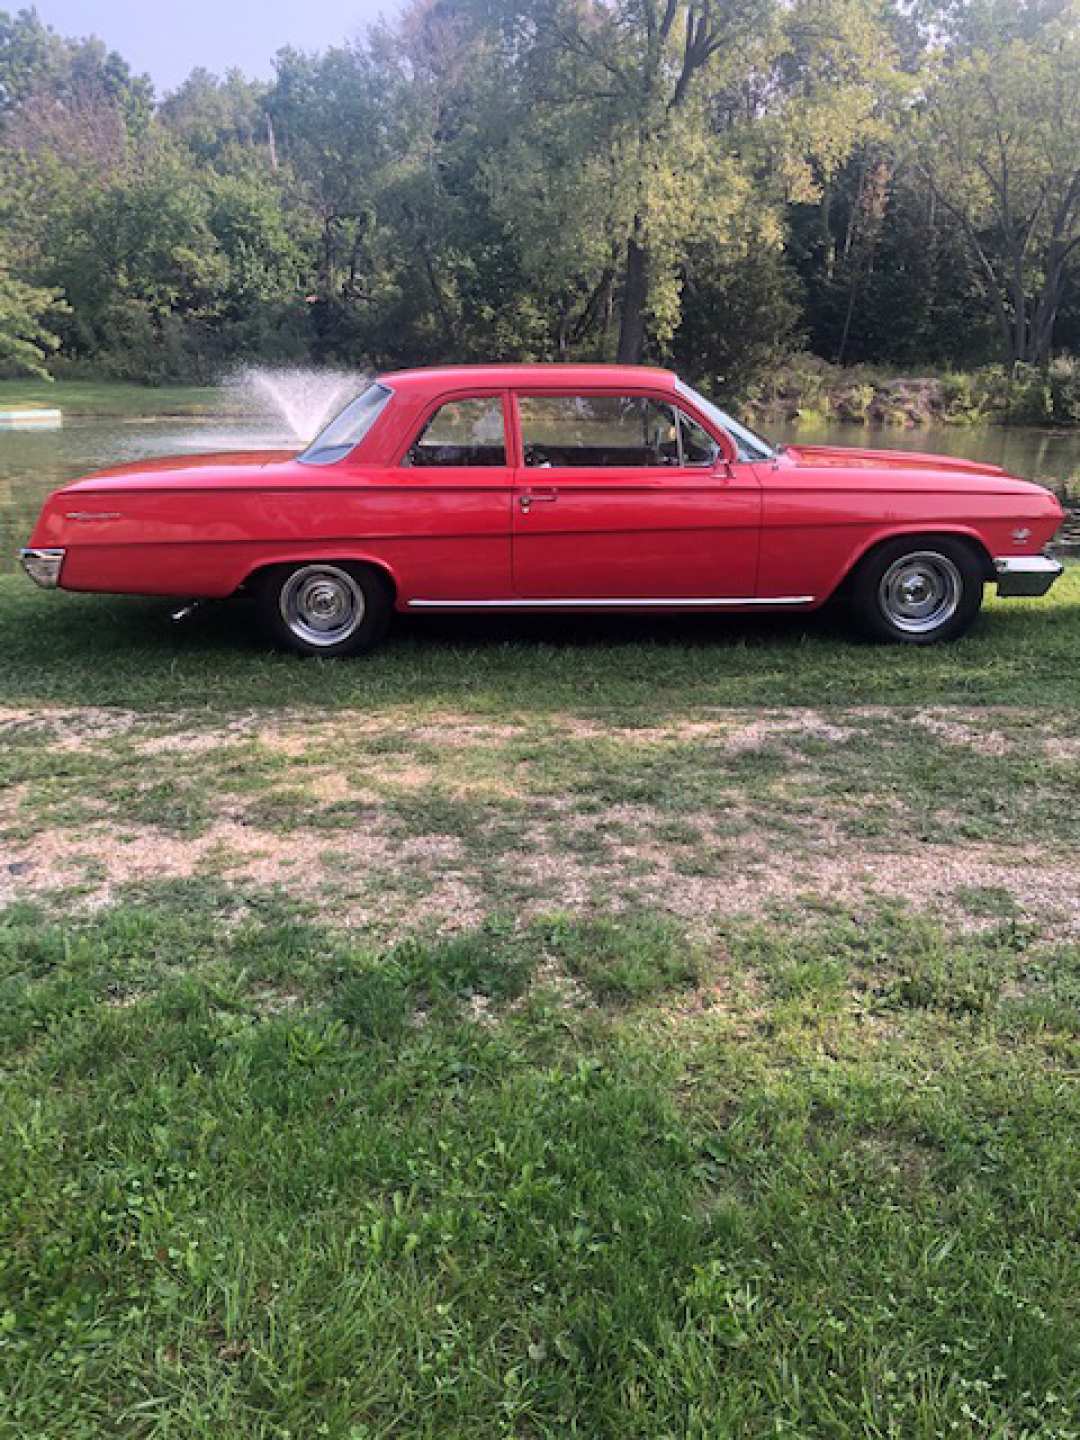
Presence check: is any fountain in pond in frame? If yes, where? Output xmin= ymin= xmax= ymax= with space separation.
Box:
xmin=106 ymin=365 xmax=369 ymax=463
xmin=223 ymin=366 xmax=366 ymax=445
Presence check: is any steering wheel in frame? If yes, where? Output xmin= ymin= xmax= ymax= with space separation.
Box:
xmin=524 ymin=444 xmax=553 ymax=468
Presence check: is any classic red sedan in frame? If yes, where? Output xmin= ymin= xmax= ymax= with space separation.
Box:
xmin=21 ymin=363 xmax=1065 ymax=655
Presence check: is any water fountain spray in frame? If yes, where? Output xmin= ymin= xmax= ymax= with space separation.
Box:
xmin=224 ymin=366 xmax=365 ymax=444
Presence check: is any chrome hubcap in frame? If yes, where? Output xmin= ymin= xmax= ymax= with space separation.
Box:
xmin=878 ymin=551 xmax=962 ymax=634
xmin=280 ymin=565 xmax=365 ymax=647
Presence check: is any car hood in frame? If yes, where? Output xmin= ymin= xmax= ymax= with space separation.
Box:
xmin=781 ymin=443 xmax=1007 ymax=477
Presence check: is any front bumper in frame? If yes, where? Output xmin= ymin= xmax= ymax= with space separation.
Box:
xmin=20 ymin=547 xmax=66 ymax=589
xmin=994 ymin=554 xmax=1064 ymax=598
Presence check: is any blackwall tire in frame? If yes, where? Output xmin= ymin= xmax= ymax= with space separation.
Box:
xmin=255 ymin=562 xmax=392 ymax=657
xmin=850 ymin=538 xmax=984 ymax=644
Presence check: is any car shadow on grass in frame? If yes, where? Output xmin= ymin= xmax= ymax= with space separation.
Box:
xmin=1 ymin=574 xmax=1078 ymax=712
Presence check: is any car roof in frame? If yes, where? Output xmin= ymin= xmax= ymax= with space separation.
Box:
xmin=377 ymin=363 xmax=679 ymax=394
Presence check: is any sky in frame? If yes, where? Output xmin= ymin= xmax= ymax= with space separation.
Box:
xmin=31 ymin=0 xmax=399 ymax=94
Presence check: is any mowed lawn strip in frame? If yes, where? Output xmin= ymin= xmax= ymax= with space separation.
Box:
xmin=0 ymin=378 xmax=222 ymax=416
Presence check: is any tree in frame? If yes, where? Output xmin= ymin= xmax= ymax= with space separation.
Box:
xmin=671 ymin=219 xmax=803 ymax=396
xmin=913 ymin=0 xmax=1080 ymax=364
xmin=0 ymin=6 xmax=64 ymax=118
xmin=485 ymin=0 xmax=901 ymax=364
xmin=508 ymin=0 xmax=771 ymax=363
xmin=0 ymin=264 xmax=66 ymax=377
xmin=0 ymin=7 xmax=152 ymax=130
xmin=159 ymin=68 xmax=271 ymax=165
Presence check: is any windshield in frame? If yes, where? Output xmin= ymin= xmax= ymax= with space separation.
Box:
xmin=675 ymin=380 xmax=775 ymax=462
xmin=298 ymin=383 xmax=393 ymax=466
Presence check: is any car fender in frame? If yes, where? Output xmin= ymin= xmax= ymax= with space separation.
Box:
xmin=827 ymin=523 xmax=995 ymax=598
xmin=236 ymin=547 xmax=403 ymax=604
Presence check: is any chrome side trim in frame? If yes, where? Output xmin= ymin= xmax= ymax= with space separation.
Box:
xmin=19 ymin=547 xmax=66 ymax=589
xmin=993 ymin=554 xmax=1064 ymax=598
xmin=408 ymin=595 xmax=815 ymax=609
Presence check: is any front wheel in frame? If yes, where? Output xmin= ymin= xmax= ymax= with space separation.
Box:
xmin=849 ymin=539 xmax=985 ymax=644
xmin=254 ymin=562 xmax=392 ymax=657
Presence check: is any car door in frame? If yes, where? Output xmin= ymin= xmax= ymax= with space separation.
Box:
xmin=510 ymin=390 xmax=761 ymax=600
xmin=389 ymin=390 xmax=515 ymax=601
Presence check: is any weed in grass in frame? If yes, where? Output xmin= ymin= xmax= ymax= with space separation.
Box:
xmin=654 ymin=818 xmax=706 ymax=847
xmin=395 ymin=923 xmax=538 ymax=1005
xmin=953 ymin=883 xmax=1025 ymax=919
xmin=384 ymin=789 xmax=514 ymax=843
xmin=537 ymin=912 xmax=703 ymax=1004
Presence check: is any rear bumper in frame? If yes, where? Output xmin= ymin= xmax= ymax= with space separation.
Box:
xmin=993 ymin=554 xmax=1064 ymax=598
xmin=19 ymin=547 xmax=66 ymax=589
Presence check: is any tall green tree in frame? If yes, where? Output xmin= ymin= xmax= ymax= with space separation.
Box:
xmin=913 ymin=0 xmax=1080 ymax=364
xmin=502 ymin=0 xmax=773 ymax=363
xmin=485 ymin=0 xmax=901 ymax=364
xmin=0 ymin=6 xmax=152 ymax=129
xmin=159 ymin=68 xmax=270 ymax=165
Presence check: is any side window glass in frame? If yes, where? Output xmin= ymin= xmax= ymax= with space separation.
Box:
xmin=677 ymin=409 xmax=721 ymax=466
xmin=519 ymin=395 xmax=680 ymax=468
xmin=405 ymin=397 xmax=506 ymax=467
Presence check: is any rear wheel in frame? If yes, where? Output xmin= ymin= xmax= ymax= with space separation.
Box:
xmin=255 ymin=562 xmax=392 ymax=657
xmin=850 ymin=538 xmax=984 ymax=644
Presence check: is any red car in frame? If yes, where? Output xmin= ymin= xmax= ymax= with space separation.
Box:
xmin=21 ymin=363 xmax=1064 ymax=655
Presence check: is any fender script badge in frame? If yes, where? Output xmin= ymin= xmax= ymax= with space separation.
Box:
xmin=1011 ymin=527 xmax=1032 ymax=543
xmin=65 ymin=511 xmax=121 ymax=521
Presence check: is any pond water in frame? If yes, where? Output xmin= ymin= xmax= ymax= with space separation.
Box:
xmin=2 ymin=406 xmax=1078 ymax=575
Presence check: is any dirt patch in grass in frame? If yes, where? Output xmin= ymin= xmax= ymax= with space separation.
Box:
xmin=910 ymin=711 xmax=1015 ymax=756
xmin=306 ymin=771 xmax=355 ymax=802
xmin=4 ymin=703 xmax=1078 ymax=939
xmin=2 ymin=700 xmax=1072 ymax=760
xmin=0 ymin=816 xmax=485 ymax=934
xmin=0 ymin=704 xmax=143 ymax=743
xmin=5 ymin=804 xmax=1077 ymax=943
xmin=137 ymin=728 xmax=249 ymax=756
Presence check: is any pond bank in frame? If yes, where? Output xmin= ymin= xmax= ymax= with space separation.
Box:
xmin=746 ymin=356 xmax=1080 ymax=431
xmin=0 ymin=378 xmax=224 ymax=417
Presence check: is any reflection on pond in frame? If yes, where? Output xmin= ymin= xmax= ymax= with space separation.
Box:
xmin=2 ymin=407 xmax=1078 ymax=575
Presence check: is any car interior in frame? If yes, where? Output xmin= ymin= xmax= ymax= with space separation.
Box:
xmin=403 ymin=394 xmax=720 ymax=469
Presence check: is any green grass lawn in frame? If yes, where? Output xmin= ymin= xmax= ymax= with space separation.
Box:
xmin=2 ymin=573 xmax=1080 ymax=1437
xmin=4 ymin=888 xmax=1079 ymax=1438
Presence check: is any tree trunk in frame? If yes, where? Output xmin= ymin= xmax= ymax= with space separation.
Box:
xmin=616 ymin=228 xmax=649 ymax=365
xmin=1009 ymin=258 xmax=1029 ymax=364
xmin=1033 ymin=287 xmax=1058 ymax=366
xmin=821 ymin=179 xmax=835 ymax=283
xmin=1032 ymin=252 xmax=1071 ymax=364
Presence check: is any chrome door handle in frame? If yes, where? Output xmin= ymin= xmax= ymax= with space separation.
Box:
xmin=519 ymin=491 xmax=557 ymax=512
